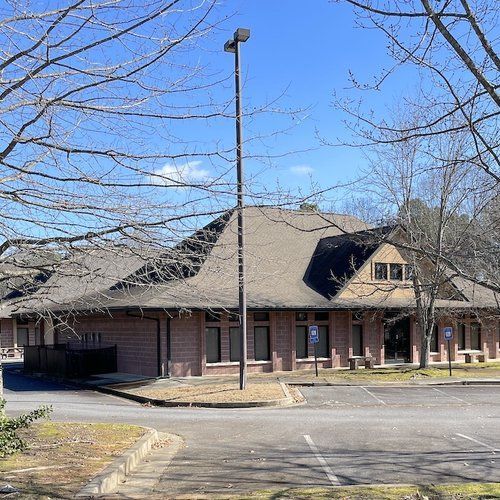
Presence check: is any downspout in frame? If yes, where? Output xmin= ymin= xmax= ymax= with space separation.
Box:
xmin=166 ymin=315 xmax=172 ymax=378
xmin=126 ymin=311 xmax=164 ymax=378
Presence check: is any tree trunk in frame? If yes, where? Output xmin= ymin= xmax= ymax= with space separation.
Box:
xmin=419 ymin=327 xmax=432 ymax=368
xmin=0 ymin=360 xmax=4 ymax=418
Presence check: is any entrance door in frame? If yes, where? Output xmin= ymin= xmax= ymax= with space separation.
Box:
xmin=384 ymin=318 xmax=410 ymax=363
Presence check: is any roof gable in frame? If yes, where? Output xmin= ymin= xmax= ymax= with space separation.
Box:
xmin=303 ymin=226 xmax=393 ymax=300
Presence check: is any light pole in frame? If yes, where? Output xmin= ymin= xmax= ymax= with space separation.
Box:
xmin=224 ymin=28 xmax=250 ymax=390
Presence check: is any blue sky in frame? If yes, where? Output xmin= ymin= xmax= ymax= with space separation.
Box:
xmin=160 ymin=0 xmax=419 ymax=208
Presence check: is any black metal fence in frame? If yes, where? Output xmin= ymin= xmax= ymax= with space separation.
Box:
xmin=24 ymin=343 xmax=117 ymax=378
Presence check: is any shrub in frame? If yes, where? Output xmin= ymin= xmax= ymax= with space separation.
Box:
xmin=0 ymin=399 xmax=52 ymax=457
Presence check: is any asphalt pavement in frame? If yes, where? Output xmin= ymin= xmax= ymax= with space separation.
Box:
xmin=4 ymin=363 xmax=500 ymax=496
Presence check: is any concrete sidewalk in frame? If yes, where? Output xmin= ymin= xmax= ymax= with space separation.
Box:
xmin=80 ymin=365 xmax=500 ymax=391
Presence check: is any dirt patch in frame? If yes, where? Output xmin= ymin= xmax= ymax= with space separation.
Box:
xmin=0 ymin=422 xmax=145 ymax=498
xmin=133 ymin=382 xmax=286 ymax=403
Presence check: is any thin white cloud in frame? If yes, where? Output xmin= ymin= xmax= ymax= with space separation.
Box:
xmin=290 ymin=164 xmax=314 ymax=175
xmin=149 ymin=161 xmax=211 ymax=187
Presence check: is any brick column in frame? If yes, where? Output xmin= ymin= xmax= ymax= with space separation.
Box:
xmin=329 ymin=311 xmax=338 ymax=368
xmin=379 ymin=318 xmax=385 ymax=366
xmin=200 ymin=312 xmax=206 ymax=376
xmin=270 ymin=311 xmax=277 ymax=371
xmin=289 ymin=312 xmax=296 ymax=371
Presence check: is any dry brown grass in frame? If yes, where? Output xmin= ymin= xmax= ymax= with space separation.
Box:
xmin=245 ymin=362 xmax=500 ymax=383
xmin=135 ymin=382 xmax=285 ymax=403
xmin=0 ymin=422 xmax=145 ymax=499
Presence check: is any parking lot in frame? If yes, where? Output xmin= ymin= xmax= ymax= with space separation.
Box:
xmin=5 ymin=367 xmax=500 ymax=496
xmin=302 ymin=384 xmax=500 ymax=408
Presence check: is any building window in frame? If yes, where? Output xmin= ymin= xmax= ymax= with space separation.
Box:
xmin=295 ymin=312 xmax=308 ymax=322
xmin=17 ymin=325 xmax=29 ymax=346
xmin=374 ymin=263 xmax=388 ymax=280
xmin=229 ymin=327 xmax=240 ymax=362
xmin=315 ymin=311 xmax=329 ymax=322
xmin=470 ymin=322 xmax=481 ymax=350
xmin=205 ymin=327 xmax=221 ymax=363
xmin=431 ymin=325 xmax=439 ymax=353
xmin=82 ymin=332 xmax=102 ymax=344
xmin=405 ymin=264 xmax=414 ymax=281
xmin=317 ymin=325 xmax=329 ymax=358
xmin=35 ymin=325 xmax=42 ymax=345
xmin=390 ymin=263 xmax=403 ymax=281
xmin=458 ymin=323 xmax=466 ymax=350
xmin=295 ymin=326 xmax=308 ymax=359
xmin=352 ymin=324 xmax=363 ymax=357
xmin=254 ymin=312 xmax=269 ymax=322
xmin=254 ymin=326 xmax=270 ymax=361
xmin=205 ymin=311 xmax=221 ymax=322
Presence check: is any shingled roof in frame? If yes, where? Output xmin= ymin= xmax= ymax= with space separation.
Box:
xmin=23 ymin=206 xmax=370 ymax=312
xmin=11 ymin=206 xmax=500 ymax=315
xmin=304 ymin=226 xmax=394 ymax=300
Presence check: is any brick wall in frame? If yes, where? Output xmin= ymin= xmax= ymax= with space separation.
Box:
xmin=170 ymin=312 xmax=202 ymax=376
xmin=332 ymin=311 xmax=350 ymax=365
xmin=275 ymin=311 xmax=292 ymax=371
xmin=69 ymin=313 xmax=158 ymax=377
xmin=28 ymin=309 xmax=498 ymax=378
xmin=364 ymin=312 xmax=383 ymax=364
xmin=0 ymin=319 xmax=14 ymax=347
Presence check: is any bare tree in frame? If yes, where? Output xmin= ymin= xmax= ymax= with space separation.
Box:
xmin=351 ymin=114 xmax=499 ymax=367
xmin=331 ymin=0 xmax=499 ymax=183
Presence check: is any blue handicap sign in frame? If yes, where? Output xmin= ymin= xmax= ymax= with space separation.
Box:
xmin=308 ymin=325 xmax=319 ymax=344
xmin=443 ymin=327 xmax=453 ymax=341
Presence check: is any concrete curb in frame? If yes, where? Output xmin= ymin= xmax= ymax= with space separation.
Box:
xmin=76 ymin=427 xmax=159 ymax=497
xmin=18 ymin=369 xmax=297 ymax=408
xmin=97 ymin=384 xmax=295 ymax=408
xmin=284 ymin=378 xmax=500 ymax=387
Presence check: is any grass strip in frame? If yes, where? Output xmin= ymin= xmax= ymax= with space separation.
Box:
xmin=0 ymin=421 xmax=145 ymax=498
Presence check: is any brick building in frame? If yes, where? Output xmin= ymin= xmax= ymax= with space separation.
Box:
xmin=3 ymin=206 xmax=499 ymax=376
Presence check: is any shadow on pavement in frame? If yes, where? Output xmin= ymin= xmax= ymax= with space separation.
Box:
xmin=2 ymin=363 xmax=75 ymax=392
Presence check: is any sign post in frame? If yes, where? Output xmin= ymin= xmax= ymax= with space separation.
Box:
xmin=443 ymin=327 xmax=453 ymax=377
xmin=308 ymin=325 xmax=319 ymax=377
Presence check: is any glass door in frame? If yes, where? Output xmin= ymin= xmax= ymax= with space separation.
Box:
xmin=384 ymin=318 xmax=410 ymax=363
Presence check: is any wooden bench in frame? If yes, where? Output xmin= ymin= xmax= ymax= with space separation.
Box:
xmin=348 ymin=356 xmax=374 ymax=370
xmin=0 ymin=347 xmax=24 ymax=359
xmin=462 ymin=351 xmax=485 ymax=363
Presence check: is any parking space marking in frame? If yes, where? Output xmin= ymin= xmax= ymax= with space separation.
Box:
xmin=456 ymin=433 xmax=499 ymax=453
xmin=360 ymin=386 xmax=387 ymax=405
xmin=432 ymin=387 xmax=471 ymax=405
xmin=303 ymin=434 xmax=340 ymax=486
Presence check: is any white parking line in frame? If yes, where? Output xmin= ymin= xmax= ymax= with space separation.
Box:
xmin=432 ymin=387 xmax=471 ymax=405
xmin=456 ymin=433 xmax=499 ymax=453
xmin=360 ymin=386 xmax=387 ymax=405
xmin=303 ymin=434 xmax=340 ymax=486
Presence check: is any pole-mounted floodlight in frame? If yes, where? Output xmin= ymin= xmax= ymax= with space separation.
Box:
xmin=224 ymin=28 xmax=250 ymax=391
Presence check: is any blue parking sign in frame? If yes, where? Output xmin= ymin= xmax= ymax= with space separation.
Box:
xmin=308 ymin=325 xmax=319 ymax=344
xmin=443 ymin=327 xmax=453 ymax=341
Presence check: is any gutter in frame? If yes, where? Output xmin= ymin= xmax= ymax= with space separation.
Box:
xmin=126 ymin=311 xmax=164 ymax=378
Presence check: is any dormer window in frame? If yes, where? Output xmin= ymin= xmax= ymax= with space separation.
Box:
xmin=390 ymin=263 xmax=403 ymax=281
xmin=375 ymin=262 xmax=413 ymax=281
xmin=374 ymin=263 xmax=388 ymax=280
xmin=405 ymin=264 xmax=414 ymax=281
